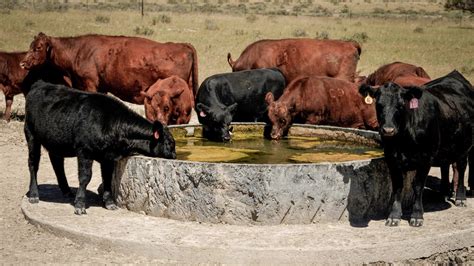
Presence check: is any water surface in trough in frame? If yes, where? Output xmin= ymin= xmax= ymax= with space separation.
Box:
xmin=175 ymin=134 xmax=383 ymax=164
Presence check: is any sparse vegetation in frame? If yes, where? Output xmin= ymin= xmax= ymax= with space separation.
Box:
xmin=152 ymin=14 xmax=172 ymax=25
xmin=205 ymin=19 xmax=219 ymax=30
xmin=95 ymin=15 xmax=110 ymax=23
xmin=134 ymin=26 xmax=154 ymax=36
xmin=413 ymin=27 xmax=424 ymax=33
xmin=293 ymin=28 xmax=307 ymax=37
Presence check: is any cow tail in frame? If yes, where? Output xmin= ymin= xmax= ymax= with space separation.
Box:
xmin=353 ymin=41 xmax=362 ymax=60
xmin=186 ymin=43 xmax=199 ymax=96
xmin=415 ymin=67 xmax=431 ymax=79
xmin=227 ymin=53 xmax=235 ymax=69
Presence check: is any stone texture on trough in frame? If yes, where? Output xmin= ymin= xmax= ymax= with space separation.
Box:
xmin=112 ymin=124 xmax=398 ymax=225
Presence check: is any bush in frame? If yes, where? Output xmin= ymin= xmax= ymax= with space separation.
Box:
xmin=95 ymin=15 xmax=110 ymax=23
xmin=25 ymin=20 xmax=34 ymax=27
xmin=152 ymin=14 xmax=172 ymax=25
xmin=246 ymin=14 xmax=258 ymax=23
xmin=134 ymin=26 xmax=154 ymax=36
xmin=205 ymin=19 xmax=219 ymax=30
xmin=293 ymin=28 xmax=307 ymax=37
xmin=344 ymin=32 xmax=369 ymax=43
xmin=315 ymin=31 xmax=329 ymax=39
xmin=413 ymin=27 xmax=424 ymax=33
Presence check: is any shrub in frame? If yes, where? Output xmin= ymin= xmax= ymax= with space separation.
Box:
xmin=95 ymin=15 xmax=110 ymax=23
xmin=344 ymin=32 xmax=369 ymax=43
xmin=293 ymin=28 xmax=307 ymax=37
xmin=152 ymin=14 xmax=172 ymax=25
xmin=413 ymin=27 xmax=424 ymax=33
xmin=315 ymin=31 xmax=329 ymax=39
xmin=246 ymin=14 xmax=258 ymax=23
xmin=205 ymin=19 xmax=219 ymax=30
xmin=134 ymin=26 xmax=154 ymax=36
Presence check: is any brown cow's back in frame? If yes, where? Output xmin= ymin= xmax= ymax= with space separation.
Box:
xmin=22 ymin=33 xmax=198 ymax=110
xmin=365 ymin=61 xmax=431 ymax=86
xmin=297 ymin=77 xmax=377 ymax=129
xmin=229 ymin=38 xmax=361 ymax=82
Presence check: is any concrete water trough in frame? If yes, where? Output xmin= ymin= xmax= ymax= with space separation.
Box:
xmin=112 ymin=123 xmax=397 ymax=226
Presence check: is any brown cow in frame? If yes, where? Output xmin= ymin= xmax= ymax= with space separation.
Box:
xmin=1 ymin=51 xmax=69 ymax=121
xmin=365 ymin=61 xmax=431 ymax=87
xmin=20 ymin=32 xmax=198 ymax=120
xmin=140 ymin=75 xmax=194 ymax=125
xmin=265 ymin=76 xmax=377 ymax=140
xmin=227 ymin=38 xmax=361 ymax=83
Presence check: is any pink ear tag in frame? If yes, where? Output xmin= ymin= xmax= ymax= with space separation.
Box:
xmin=199 ymin=111 xmax=207 ymax=117
xmin=409 ymin=98 xmax=419 ymax=109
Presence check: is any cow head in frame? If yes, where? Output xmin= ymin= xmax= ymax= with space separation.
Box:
xmin=359 ymin=83 xmax=423 ymax=138
xmin=20 ymin=32 xmax=51 ymax=70
xmin=150 ymin=121 xmax=176 ymax=159
xmin=265 ymin=92 xmax=293 ymax=140
xmin=142 ymin=76 xmax=187 ymax=125
xmin=195 ymin=102 xmax=237 ymax=142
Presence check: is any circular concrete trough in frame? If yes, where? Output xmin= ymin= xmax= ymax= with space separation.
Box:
xmin=112 ymin=123 xmax=395 ymax=226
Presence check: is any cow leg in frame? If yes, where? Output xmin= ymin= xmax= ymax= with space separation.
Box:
xmin=440 ymin=164 xmax=451 ymax=199
xmin=454 ymin=158 xmax=468 ymax=207
xmin=4 ymin=94 xmax=13 ymax=122
xmin=410 ymin=165 xmax=430 ymax=227
xmin=100 ymin=160 xmax=118 ymax=210
xmin=25 ymin=124 xmax=41 ymax=203
xmin=48 ymin=153 xmax=74 ymax=198
xmin=468 ymin=149 xmax=474 ymax=196
xmin=386 ymin=166 xmax=404 ymax=227
xmin=74 ymin=156 xmax=93 ymax=215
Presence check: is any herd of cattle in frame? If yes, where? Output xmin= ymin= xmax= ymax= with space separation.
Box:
xmin=1 ymin=33 xmax=473 ymax=227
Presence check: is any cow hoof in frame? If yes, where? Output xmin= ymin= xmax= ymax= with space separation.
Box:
xmin=74 ymin=207 xmax=87 ymax=215
xmin=105 ymin=202 xmax=119 ymax=210
xmin=409 ymin=218 xmax=424 ymax=227
xmin=28 ymin=197 xmax=39 ymax=204
xmin=455 ymin=200 xmax=467 ymax=207
xmin=385 ymin=218 xmax=400 ymax=227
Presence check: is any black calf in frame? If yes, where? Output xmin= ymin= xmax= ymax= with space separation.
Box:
xmin=24 ymin=80 xmax=176 ymax=215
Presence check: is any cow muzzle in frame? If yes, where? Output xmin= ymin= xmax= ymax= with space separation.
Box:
xmin=381 ymin=127 xmax=396 ymax=137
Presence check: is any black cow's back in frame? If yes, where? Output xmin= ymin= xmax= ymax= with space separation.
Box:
xmin=25 ymin=80 xmax=150 ymax=159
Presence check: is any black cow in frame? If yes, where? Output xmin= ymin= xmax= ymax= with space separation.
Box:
xmin=359 ymin=70 xmax=473 ymax=227
xmin=25 ymin=80 xmax=176 ymax=215
xmin=195 ymin=68 xmax=286 ymax=141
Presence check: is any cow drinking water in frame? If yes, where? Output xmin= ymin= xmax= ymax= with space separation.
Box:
xmin=25 ymin=80 xmax=176 ymax=215
xmin=195 ymin=68 xmax=286 ymax=142
xmin=359 ymin=70 xmax=473 ymax=227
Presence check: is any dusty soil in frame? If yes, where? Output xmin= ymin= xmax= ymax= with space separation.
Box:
xmin=0 ymin=96 xmax=472 ymax=264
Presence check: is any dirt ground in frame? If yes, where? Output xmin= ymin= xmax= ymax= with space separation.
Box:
xmin=0 ymin=96 xmax=472 ymax=264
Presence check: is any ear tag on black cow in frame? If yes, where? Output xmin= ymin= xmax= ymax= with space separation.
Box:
xmin=153 ymin=131 xmax=160 ymax=140
xmin=199 ymin=111 xmax=207 ymax=117
xmin=409 ymin=98 xmax=419 ymax=109
xmin=364 ymin=95 xmax=373 ymax=105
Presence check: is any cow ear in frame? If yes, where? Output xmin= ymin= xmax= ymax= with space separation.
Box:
xmin=227 ymin=103 xmax=238 ymax=115
xmin=196 ymin=103 xmax=210 ymax=118
xmin=265 ymin=92 xmax=274 ymax=105
xmin=171 ymin=87 xmax=185 ymax=98
xmin=152 ymin=121 xmax=164 ymax=140
xmin=359 ymin=84 xmax=377 ymax=98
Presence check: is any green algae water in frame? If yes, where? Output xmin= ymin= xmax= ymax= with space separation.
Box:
xmin=175 ymin=134 xmax=383 ymax=164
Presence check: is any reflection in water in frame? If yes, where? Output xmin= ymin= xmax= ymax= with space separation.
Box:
xmin=175 ymin=135 xmax=383 ymax=164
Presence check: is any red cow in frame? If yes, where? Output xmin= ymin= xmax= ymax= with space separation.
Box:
xmin=140 ymin=75 xmax=194 ymax=125
xmin=20 ymin=32 xmax=198 ymax=120
xmin=227 ymin=38 xmax=361 ymax=83
xmin=0 ymin=52 xmax=26 ymax=121
xmin=365 ymin=61 xmax=431 ymax=87
xmin=1 ymin=51 xmax=69 ymax=121
xmin=265 ymin=76 xmax=377 ymax=140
